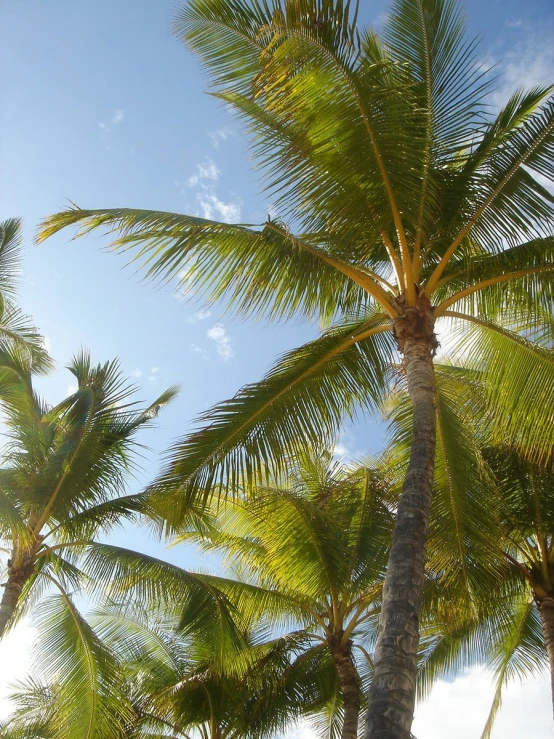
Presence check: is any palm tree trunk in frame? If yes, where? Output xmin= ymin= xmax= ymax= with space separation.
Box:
xmin=332 ymin=639 xmax=361 ymax=739
xmin=365 ymin=319 xmax=437 ymax=739
xmin=537 ymin=596 xmax=554 ymax=720
xmin=0 ymin=556 xmax=34 ymax=638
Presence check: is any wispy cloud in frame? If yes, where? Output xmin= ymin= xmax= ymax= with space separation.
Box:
xmin=190 ymin=342 xmax=209 ymax=359
xmin=207 ymin=324 xmax=234 ymax=361
xmin=188 ymin=157 xmax=220 ymax=187
xmin=188 ymin=309 xmax=212 ymax=324
xmin=208 ymin=127 xmax=234 ymax=148
xmin=148 ymin=367 xmax=159 ymax=383
xmin=112 ymin=108 xmax=124 ymax=124
xmin=131 ymin=368 xmax=142 ymax=379
xmin=492 ymin=29 xmax=554 ymax=108
xmin=197 ymin=190 xmax=241 ymax=223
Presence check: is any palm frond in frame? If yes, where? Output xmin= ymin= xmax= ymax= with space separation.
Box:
xmin=34 ymin=590 xmax=132 ymax=739
xmin=443 ymin=312 xmax=554 ymax=464
xmin=149 ymin=313 xmax=393 ymax=527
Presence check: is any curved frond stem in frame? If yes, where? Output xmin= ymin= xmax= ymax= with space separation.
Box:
xmin=426 ymin=112 xmax=554 ymax=295
xmin=479 ymin=601 xmax=535 ymax=739
xmin=342 ymin=602 xmax=377 ymax=643
xmin=303 ymin=631 xmax=327 ymax=644
xmin=441 ymin=311 xmax=552 ymax=358
xmin=265 ymin=222 xmax=399 ymax=315
xmin=502 ymin=551 xmax=534 ymax=584
xmin=273 ymin=23 xmax=414 ymax=302
xmin=176 ymin=321 xmax=392 ymax=480
xmin=411 ymin=0 xmax=433 ymax=284
xmin=353 ymin=643 xmax=374 ymax=669
xmin=434 ymin=264 xmax=554 ymax=316
xmin=36 ymin=540 xmax=90 ymax=558
xmin=379 ymin=229 xmax=405 ymax=291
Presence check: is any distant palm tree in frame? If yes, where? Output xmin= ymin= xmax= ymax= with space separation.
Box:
xmin=172 ymin=452 xmax=394 ymax=738
xmin=0 ymin=352 xmax=176 ymax=736
xmin=436 ymin=449 xmax=554 ymax=739
xmin=1 ymin=602 xmax=333 ymax=739
xmin=38 ymin=1 xmax=554 ymax=734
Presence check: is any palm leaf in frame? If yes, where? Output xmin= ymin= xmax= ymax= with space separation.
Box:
xmin=148 ymin=313 xmax=393 ymax=526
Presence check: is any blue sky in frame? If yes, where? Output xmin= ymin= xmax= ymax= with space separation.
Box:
xmin=1 ymin=0 xmax=554 ymax=735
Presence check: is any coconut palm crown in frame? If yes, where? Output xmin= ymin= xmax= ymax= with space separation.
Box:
xmin=0 ymin=352 xmax=176 ymax=736
xmin=38 ymin=1 xmax=554 ymax=736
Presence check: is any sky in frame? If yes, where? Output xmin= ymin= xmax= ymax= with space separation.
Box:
xmin=1 ymin=0 xmax=554 ymax=736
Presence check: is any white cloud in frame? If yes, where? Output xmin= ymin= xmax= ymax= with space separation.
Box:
xmin=188 ymin=310 xmax=212 ymax=324
xmin=190 ymin=342 xmax=209 ymax=359
xmin=188 ymin=157 xmax=220 ymax=187
xmin=197 ymin=189 xmax=241 ymax=223
xmin=208 ymin=127 xmax=233 ymax=147
xmin=207 ymin=324 xmax=234 ymax=361
xmin=412 ymin=667 xmax=551 ymax=738
xmin=66 ymin=383 xmax=78 ymax=396
xmin=42 ymin=336 xmax=51 ymax=353
xmin=333 ymin=442 xmax=350 ymax=459
xmin=112 ymin=108 xmax=124 ymax=124
xmin=131 ymin=368 xmax=142 ymax=379
xmin=492 ymin=31 xmax=554 ymax=108
xmin=506 ymin=18 xmax=522 ymax=27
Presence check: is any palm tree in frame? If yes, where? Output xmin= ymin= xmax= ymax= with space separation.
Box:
xmin=93 ymin=604 xmax=335 ymax=739
xmin=38 ymin=1 xmax=554 ymax=734
xmin=0 ymin=351 xmax=176 ymax=639
xmin=172 ymin=451 xmax=393 ymax=738
xmin=1 ymin=601 xmax=334 ymax=739
xmin=441 ymin=448 xmax=554 ymax=738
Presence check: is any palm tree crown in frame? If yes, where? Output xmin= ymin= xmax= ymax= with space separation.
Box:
xmin=0 ymin=352 xmax=176 ymax=735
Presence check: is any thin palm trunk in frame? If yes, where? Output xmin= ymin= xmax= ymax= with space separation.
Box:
xmin=537 ymin=596 xmax=554 ymax=720
xmin=0 ymin=554 xmax=34 ymax=638
xmin=365 ymin=314 xmax=437 ymax=739
xmin=332 ymin=639 xmax=361 ymax=739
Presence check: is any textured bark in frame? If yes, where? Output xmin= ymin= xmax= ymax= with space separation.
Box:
xmin=365 ymin=303 xmax=437 ymax=739
xmin=538 ymin=596 xmax=554 ymax=721
xmin=0 ymin=555 xmax=34 ymax=639
xmin=331 ymin=637 xmax=362 ymax=739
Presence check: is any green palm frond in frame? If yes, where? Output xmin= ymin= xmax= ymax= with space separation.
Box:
xmin=150 ymin=314 xmax=392 ymax=524
xmin=0 ymin=218 xmax=24 ymax=298
xmin=443 ymin=313 xmax=554 ymax=463
xmin=34 ymin=590 xmax=132 ymax=739
xmin=480 ymin=600 xmax=545 ymax=739
xmin=82 ymin=543 xmax=249 ymax=669
xmin=37 ymin=207 xmax=376 ymax=323
xmin=463 ymin=97 xmax=554 ymax=252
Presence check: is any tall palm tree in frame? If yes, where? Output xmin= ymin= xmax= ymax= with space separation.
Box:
xmin=38 ymin=1 xmax=554 ymax=734
xmin=386 ymin=368 xmax=553 ymax=736
xmin=0 ymin=351 xmax=176 ymax=639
